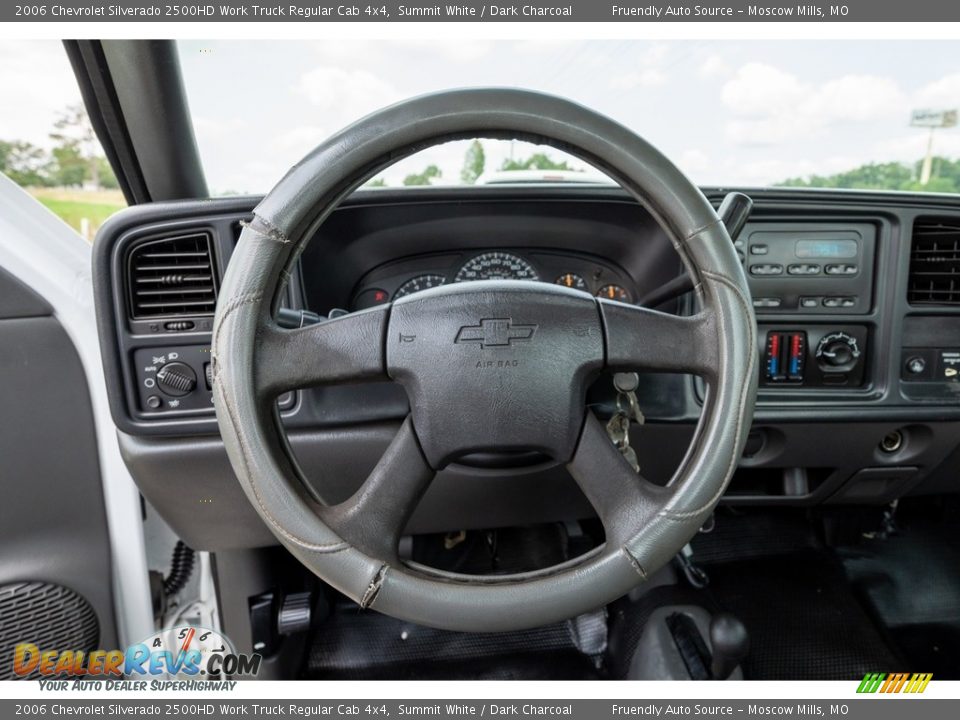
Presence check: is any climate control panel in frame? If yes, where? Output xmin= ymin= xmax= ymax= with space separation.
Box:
xmin=760 ymin=325 xmax=868 ymax=388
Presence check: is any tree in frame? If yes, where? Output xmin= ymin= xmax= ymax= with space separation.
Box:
xmin=403 ymin=164 xmax=442 ymax=186
xmin=51 ymin=143 xmax=87 ymax=187
xmin=97 ymin=157 xmax=119 ymax=190
xmin=0 ymin=140 xmax=52 ymax=187
xmin=49 ymin=104 xmax=101 ymax=188
xmin=460 ymin=140 xmax=485 ymax=184
xmin=778 ymin=157 xmax=960 ymax=194
xmin=1 ymin=105 xmax=121 ymax=192
xmin=500 ymin=152 xmax=574 ymax=172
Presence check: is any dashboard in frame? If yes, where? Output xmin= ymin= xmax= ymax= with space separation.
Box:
xmin=92 ymin=185 xmax=960 ymax=551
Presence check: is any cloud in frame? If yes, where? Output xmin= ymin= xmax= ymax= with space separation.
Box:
xmin=873 ymin=132 xmax=960 ymax=162
xmin=721 ymin=63 xmax=805 ymax=116
xmin=808 ymin=75 xmax=905 ymax=123
xmin=721 ymin=62 xmax=904 ymax=145
xmin=607 ymin=44 xmax=673 ymax=90
xmin=729 ymin=154 xmax=863 ymax=186
xmin=295 ymin=66 xmax=400 ymax=121
xmin=0 ymin=41 xmax=84 ymax=148
xmin=699 ymin=54 xmax=731 ymax=78
xmin=677 ymin=149 xmax=712 ymax=178
xmin=608 ymin=68 xmax=667 ymax=90
xmin=913 ymin=73 xmax=960 ymax=110
xmin=268 ymin=125 xmax=329 ymax=156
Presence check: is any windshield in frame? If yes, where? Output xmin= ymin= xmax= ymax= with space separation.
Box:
xmin=179 ymin=40 xmax=960 ymax=195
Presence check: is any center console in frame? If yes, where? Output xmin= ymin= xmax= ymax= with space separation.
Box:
xmin=734 ymin=221 xmax=877 ymax=392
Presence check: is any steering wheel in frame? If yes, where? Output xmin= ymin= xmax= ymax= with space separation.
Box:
xmin=212 ymin=89 xmax=757 ymax=633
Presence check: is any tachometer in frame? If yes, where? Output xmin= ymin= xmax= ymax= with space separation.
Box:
xmin=394 ymin=274 xmax=446 ymax=299
xmin=455 ymin=252 xmax=539 ymax=283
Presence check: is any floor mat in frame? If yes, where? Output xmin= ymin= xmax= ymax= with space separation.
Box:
xmin=691 ymin=508 xmax=821 ymax=564
xmin=304 ymin=509 xmax=944 ymax=681
xmin=305 ymin=603 xmax=604 ymax=680
xmin=839 ymin=501 xmax=960 ymax=678
xmin=702 ymin=549 xmax=902 ymax=680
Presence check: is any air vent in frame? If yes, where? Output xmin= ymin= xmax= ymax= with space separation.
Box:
xmin=908 ymin=219 xmax=960 ymax=306
xmin=127 ymin=233 xmax=218 ymax=318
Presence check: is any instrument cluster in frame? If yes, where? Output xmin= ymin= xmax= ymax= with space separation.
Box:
xmin=353 ymin=250 xmax=634 ymax=309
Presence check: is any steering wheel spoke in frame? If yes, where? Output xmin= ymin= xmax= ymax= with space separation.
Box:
xmin=567 ymin=412 xmax=666 ymax=544
xmin=255 ymin=304 xmax=390 ymax=397
xmin=600 ymin=300 xmax=718 ymax=377
xmin=319 ymin=417 xmax=435 ymax=561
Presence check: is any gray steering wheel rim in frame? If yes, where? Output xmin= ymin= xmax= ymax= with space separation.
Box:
xmin=212 ymin=88 xmax=757 ymax=633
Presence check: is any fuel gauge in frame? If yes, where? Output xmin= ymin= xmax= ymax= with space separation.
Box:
xmin=554 ymin=273 xmax=589 ymax=291
xmin=597 ymin=284 xmax=631 ymax=302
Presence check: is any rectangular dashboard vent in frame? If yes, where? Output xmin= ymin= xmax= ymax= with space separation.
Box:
xmin=909 ymin=219 xmax=960 ymax=306
xmin=127 ymin=233 xmax=218 ymax=318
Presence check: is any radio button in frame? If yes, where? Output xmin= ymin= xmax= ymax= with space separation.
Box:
xmin=788 ymin=263 xmax=821 ymax=275
xmin=750 ymin=263 xmax=783 ymax=276
xmin=823 ymin=296 xmax=857 ymax=308
xmin=800 ymin=297 xmax=821 ymax=309
xmin=752 ymin=297 xmax=782 ymax=308
xmin=825 ymin=263 xmax=858 ymax=275
xmin=750 ymin=244 xmax=769 ymax=255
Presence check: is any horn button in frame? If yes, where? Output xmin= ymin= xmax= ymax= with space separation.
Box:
xmin=387 ymin=281 xmax=605 ymax=468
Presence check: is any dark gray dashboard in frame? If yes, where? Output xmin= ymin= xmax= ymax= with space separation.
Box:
xmin=92 ymin=185 xmax=960 ymax=550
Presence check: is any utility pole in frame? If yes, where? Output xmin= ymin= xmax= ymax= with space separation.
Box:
xmin=920 ymin=126 xmax=936 ymax=186
xmin=911 ymin=108 xmax=958 ymax=186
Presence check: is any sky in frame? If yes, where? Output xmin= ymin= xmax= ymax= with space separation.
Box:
xmin=2 ymin=40 xmax=960 ymax=194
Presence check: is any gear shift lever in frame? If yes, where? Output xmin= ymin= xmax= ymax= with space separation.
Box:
xmin=709 ymin=613 xmax=750 ymax=680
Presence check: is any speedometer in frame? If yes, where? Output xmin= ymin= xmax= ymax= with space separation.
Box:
xmin=454 ymin=252 xmax=539 ymax=283
xmin=394 ymin=274 xmax=446 ymax=299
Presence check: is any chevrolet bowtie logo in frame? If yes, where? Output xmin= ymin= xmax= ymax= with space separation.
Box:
xmin=455 ymin=318 xmax=538 ymax=348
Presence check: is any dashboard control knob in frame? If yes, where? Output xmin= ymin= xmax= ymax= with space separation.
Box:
xmin=906 ymin=356 xmax=926 ymax=375
xmin=815 ymin=332 xmax=860 ymax=370
xmin=156 ymin=362 xmax=197 ymax=397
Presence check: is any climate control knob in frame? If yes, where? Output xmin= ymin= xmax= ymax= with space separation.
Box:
xmin=156 ymin=362 xmax=197 ymax=396
xmin=815 ymin=332 xmax=860 ymax=370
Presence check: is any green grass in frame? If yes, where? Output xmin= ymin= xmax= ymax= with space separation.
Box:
xmin=28 ymin=190 xmax=126 ymax=241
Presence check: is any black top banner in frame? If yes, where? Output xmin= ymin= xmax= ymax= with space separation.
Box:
xmin=4 ymin=0 xmax=960 ymax=22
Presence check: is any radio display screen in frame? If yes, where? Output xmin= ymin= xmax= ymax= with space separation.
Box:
xmin=794 ymin=239 xmax=858 ymax=259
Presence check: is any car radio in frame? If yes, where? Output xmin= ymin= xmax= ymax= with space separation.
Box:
xmin=735 ymin=223 xmax=876 ymax=314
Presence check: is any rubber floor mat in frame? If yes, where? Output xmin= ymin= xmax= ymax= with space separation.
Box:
xmin=703 ymin=549 xmax=901 ymax=680
xmin=306 ymin=604 xmax=603 ymax=680
xmin=840 ymin=502 xmax=960 ymax=678
xmin=690 ymin=508 xmax=821 ymax=564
